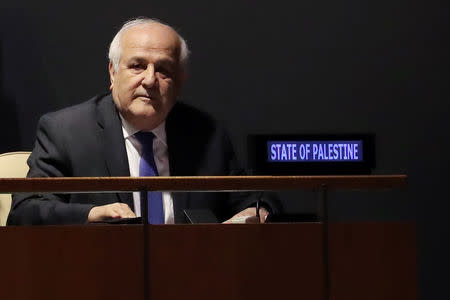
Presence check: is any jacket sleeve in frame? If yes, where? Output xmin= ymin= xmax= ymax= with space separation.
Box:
xmin=7 ymin=114 xmax=94 ymax=225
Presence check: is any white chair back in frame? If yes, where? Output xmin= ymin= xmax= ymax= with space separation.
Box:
xmin=0 ymin=152 xmax=31 ymax=226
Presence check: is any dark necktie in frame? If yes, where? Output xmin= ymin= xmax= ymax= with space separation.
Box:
xmin=134 ymin=131 xmax=164 ymax=224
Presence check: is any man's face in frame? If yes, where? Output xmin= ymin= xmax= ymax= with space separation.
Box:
xmin=109 ymin=23 xmax=183 ymax=130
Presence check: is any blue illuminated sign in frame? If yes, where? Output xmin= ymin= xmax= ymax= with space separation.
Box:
xmin=267 ymin=141 xmax=363 ymax=162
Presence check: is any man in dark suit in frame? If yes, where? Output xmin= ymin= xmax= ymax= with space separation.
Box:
xmin=7 ymin=18 xmax=270 ymax=225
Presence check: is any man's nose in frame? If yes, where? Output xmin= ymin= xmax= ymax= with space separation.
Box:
xmin=141 ymin=65 xmax=156 ymax=88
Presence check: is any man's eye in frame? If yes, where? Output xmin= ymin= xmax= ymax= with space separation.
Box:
xmin=157 ymin=68 xmax=172 ymax=77
xmin=131 ymin=64 xmax=144 ymax=70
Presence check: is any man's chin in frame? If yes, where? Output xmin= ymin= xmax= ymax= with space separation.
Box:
xmin=124 ymin=110 xmax=164 ymax=130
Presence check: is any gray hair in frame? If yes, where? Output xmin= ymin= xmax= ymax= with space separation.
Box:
xmin=108 ymin=17 xmax=190 ymax=72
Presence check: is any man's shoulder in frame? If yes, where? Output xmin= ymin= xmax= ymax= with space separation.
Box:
xmin=36 ymin=93 xmax=116 ymax=136
xmin=42 ymin=93 xmax=112 ymax=122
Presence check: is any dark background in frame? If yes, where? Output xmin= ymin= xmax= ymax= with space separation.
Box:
xmin=1 ymin=1 xmax=448 ymax=298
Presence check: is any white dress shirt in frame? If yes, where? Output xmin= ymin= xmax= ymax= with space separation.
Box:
xmin=120 ymin=116 xmax=174 ymax=224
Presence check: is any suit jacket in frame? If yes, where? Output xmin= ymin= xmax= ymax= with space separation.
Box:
xmin=7 ymin=94 xmax=254 ymax=225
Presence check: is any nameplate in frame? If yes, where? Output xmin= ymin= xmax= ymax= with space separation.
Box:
xmin=267 ymin=141 xmax=363 ymax=162
xmin=248 ymin=134 xmax=374 ymax=175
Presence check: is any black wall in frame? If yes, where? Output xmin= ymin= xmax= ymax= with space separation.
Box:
xmin=1 ymin=1 xmax=448 ymax=298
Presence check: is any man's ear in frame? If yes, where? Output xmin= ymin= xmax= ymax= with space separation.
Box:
xmin=108 ymin=61 xmax=115 ymax=91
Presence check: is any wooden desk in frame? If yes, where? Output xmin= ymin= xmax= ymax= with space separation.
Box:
xmin=0 ymin=222 xmax=417 ymax=300
xmin=0 ymin=175 xmax=415 ymax=299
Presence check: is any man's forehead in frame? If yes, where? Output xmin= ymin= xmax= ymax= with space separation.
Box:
xmin=121 ymin=23 xmax=180 ymax=57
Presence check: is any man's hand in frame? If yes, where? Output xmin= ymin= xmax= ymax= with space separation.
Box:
xmin=223 ymin=207 xmax=269 ymax=224
xmin=87 ymin=203 xmax=136 ymax=222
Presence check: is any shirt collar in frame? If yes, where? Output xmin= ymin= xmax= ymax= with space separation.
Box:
xmin=119 ymin=114 xmax=167 ymax=147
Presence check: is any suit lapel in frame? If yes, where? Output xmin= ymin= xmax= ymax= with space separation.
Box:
xmin=96 ymin=94 xmax=134 ymax=209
